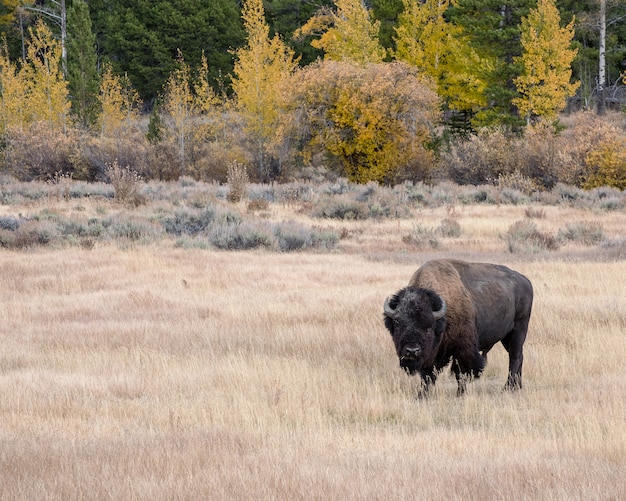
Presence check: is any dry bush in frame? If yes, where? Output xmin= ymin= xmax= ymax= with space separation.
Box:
xmin=515 ymin=122 xmax=560 ymax=187
xmin=497 ymin=171 xmax=541 ymax=195
xmin=79 ymin=131 xmax=150 ymax=181
xmin=4 ymin=124 xmax=79 ymax=181
xmin=444 ymin=128 xmax=521 ymax=185
xmin=106 ymin=161 xmax=144 ymax=206
xmin=145 ymin=141 xmax=181 ymax=181
xmin=246 ymin=198 xmax=270 ymax=213
xmin=46 ymin=171 xmax=74 ymax=202
xmin=524 ymin=206 xmax=546 ymax=219
xmin=438 ymin=217 xmax=462 ymax=237
xmin=444 ymin=112 xmax=626 ymax=190
xmin=226 ymin=161 xmax=249 ymax=203
xmin=402 ymin=222 xmax=441 ymax=248
xmin=554 ymin=111 xmax=624 ymax=186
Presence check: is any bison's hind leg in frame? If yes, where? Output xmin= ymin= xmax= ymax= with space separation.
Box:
xmin=501 ymin=321 xmax=529 ymax=391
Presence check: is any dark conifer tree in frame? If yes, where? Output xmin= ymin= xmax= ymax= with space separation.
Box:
xmin=67 ymin=0 xmax=99 ymax=129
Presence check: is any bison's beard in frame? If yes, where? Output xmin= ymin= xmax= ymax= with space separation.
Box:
xmin=399 ymin=356 xmax=422 ymax=376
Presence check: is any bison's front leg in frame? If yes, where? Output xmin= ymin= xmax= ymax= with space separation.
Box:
xmin=452 ymin=350 xmax=485 ymax=396
xmin=451 ymin=359 xmax=469 ymax=396
xmin=417 ymin=368 xmax=438 ymax=399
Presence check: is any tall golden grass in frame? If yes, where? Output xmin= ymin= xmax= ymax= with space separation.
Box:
xmin=0 ymin=203 xmax=624 ymax=500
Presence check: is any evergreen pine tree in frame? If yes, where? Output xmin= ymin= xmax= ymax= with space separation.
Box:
xmin=67 ymin=0 xmax=100 ymax=129
xmin=448 ymin=0 xmax=535 ymax=127
xmin=146 ymin=103 xmax=164 ymax=144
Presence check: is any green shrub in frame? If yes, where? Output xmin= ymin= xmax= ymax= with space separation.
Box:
xmin=0 ymin=220 xmax=59 ymax=249
xmin=310 ymin=226 xmax=340 ymax=251
xmin=0 ymin=216 xmax=20 ymax=231
xmin=104 ymin=215 xmax=162 ymax=242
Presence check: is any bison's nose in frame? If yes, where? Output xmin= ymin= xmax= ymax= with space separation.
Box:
xmin=402 ymin=346 xmax=421 ymax=358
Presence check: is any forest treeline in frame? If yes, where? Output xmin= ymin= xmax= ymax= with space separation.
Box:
xmin=0 ymin=0 xmax=624 ymax=189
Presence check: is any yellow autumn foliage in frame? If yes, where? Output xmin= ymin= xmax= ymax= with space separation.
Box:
xmin=232 ymin=0 xmax=298 ymax=179
xmin=513 ymin=0 xmax=579 ymax=123
xmin=0 ymin=22 xmax=69 ymax=135
xmin=283 ymin=60 xmax=439 ymax=184
xmin=298 ymin=0 xmax=385 ymax=64
xmin=584 ymin=138 xmax=626 ymax=190
xmin=98 ymin=63 xmax=140 ymax=138
xmin=394 ymin=0 xmax=489 ymax=112
xmin=0 ymin=39 xmax=27 ymax=134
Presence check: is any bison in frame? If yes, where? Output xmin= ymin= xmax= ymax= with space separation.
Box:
xmin=383 ymin=259 xmax=533 ymax=396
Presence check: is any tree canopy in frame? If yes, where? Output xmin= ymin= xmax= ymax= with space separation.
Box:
xmin=513 ymin=0 xmax=579 ymax=123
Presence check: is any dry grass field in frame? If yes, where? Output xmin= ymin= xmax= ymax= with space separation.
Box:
xmin=1 ymin=192 xmax=625 ymax=500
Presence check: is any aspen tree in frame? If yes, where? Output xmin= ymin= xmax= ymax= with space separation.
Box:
xmin=98 ymin=63 xmax=140 ymax=138
xmin=20 ymin=20 xmax=69 ymax=131
xmin=513 ymin=0 xmax=579 ymax=123
xmin=162 ymin=51 xmax=195 ymax=174
xmin=232 ymin=0 xmax=298 ymax=180
xmin=394 ymin=0 xmax=489 ymax=114
xmin=298 ymin=0 xmax=386 ymax=64
xmin=0 ymin=39 xmax=27 ymax=134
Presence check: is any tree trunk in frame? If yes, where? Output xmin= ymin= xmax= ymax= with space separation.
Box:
xmin=597 ymin=0 xmax=606 ymax=116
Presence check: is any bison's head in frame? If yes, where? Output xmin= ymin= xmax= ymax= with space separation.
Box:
xmin=383 ymin=287 xmax=446 ymax=375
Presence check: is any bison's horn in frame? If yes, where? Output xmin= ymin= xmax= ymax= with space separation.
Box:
xmin=383 ymin=296 xmax=396 ymax=318
xmin=432 ymin=299 xmax=446 ymax=320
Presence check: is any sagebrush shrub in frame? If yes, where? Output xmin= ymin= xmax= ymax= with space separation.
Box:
xmin=558 ymin=221 xmax=604 ymax=246
xmin=311 ymin=196 xmax=369 ymax=220
xmin=209 ymin=221 xmax=273 ymax=250
xmin=506 ymin=220 xmax=559 ymax=253
xmin=160 ymin=208 xmax=216 ymax=236
xmin=402 ymin=223 xmax=440 ymax=249
xmin=438 ymin=218 xmax=462 ymax=237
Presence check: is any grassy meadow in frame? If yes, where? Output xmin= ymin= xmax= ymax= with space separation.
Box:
xmin=0 ymin=179 xmax=625 ymax=500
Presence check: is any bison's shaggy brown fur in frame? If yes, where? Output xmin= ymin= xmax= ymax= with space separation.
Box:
xmin=384 ymin=259 xmax=533 ymax=396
